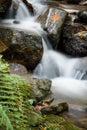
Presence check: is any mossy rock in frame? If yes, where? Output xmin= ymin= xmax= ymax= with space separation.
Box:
xmin=31 ymin=115 xmax=80 ymax=130
xmin=0 ymin=55 xmax=42 ymax=130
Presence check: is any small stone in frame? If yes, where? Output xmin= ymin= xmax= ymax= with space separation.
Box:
xmin=41 ymin=102 xmax=68 ymax=115
xmin=78 ymin=10 xmax=87 ymax=24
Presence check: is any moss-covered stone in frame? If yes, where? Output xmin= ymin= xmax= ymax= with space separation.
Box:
xmin=35 ymin=115 xmax=80 ymax=130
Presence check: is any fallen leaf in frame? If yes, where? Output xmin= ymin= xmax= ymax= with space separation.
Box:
xmin=42 ymin=102 xmax=48 ymax=106
xmin=50 ymin=13 xmax=60 ymax=23
xmin=0 ymin=41 xmax=8 ymax=53
xmin=34 ymin=105 xmax=42 ymax=110
xmin=78 ymin=33 xmax=84 ymax=39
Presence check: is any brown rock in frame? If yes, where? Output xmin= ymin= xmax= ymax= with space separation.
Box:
xmin=0 ymin=27 xmax=43 ymax=70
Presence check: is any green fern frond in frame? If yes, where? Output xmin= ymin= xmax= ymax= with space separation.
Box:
xmin=0 ymin=55 xmax=42 ymax=130
xmin=0 ymin=105 xmax=13 ymax=130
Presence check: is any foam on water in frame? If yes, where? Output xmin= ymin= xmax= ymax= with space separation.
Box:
xmin=51 ymin=77 xmax=87 ymax=105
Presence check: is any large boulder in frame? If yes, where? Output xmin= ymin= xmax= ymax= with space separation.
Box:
xmin=38 ymin=8 xmax=68 ymax=49
xmin=61 ymin=23 xmax=86 ymax=56
xmin=0 ymin=27 xmax=43 ymax=70
xmin=45 ymin=8 xmax=68 ymax=49
xmin=63 ymin=31 xmax=87 ymax=57
xmin=0 ymin=0 xmax=12 ymax=18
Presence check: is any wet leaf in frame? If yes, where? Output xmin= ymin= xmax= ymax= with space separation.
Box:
xmin=50 ymin=13 xmax=60 ymax=23
xmin=0 ymin=40 xmax=8 ymax=53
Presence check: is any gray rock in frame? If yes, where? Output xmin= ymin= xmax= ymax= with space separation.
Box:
xmin=29 ymin=77 xmax=51 ymax=102
xmin=41 ymin=102 xmax=68 ymax=114
xmin=38 ymin=8 xmax=68 ymax=49
xmin=0 ymin=27 xmax=43 ymax=70
xmin=63 ymin=31 xmax=87 ymax=57
xmin=45 ymin=8 xmax=67 ymax=49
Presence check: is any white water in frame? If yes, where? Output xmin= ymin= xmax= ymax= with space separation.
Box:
xmin=52 ymin=77 xmax=87 ymax=105
xmin=15 ymin=0 xmax=31 ymax=20
xmin=2 ymin=0 xmax=87 ymax=106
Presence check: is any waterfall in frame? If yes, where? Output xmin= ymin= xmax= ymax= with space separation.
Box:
xmin=5 ymin=0 xmax=30 ymax=19
xmin=2 ymin=0 xmax=87 ymax=106
xmin=15 ymin=0 xmax=31 ymax=20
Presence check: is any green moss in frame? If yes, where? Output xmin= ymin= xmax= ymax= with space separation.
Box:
xmin=38 ymin=115 xmax=80 ymax=130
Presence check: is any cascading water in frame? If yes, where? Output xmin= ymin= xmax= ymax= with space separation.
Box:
xmin=1 ymin=0 xmax=87 ymax=106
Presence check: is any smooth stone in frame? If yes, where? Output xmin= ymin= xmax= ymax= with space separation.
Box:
xmin=78 ymin=10 xmax=87 ymax=23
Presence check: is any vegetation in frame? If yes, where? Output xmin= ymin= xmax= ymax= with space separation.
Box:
xmin=0 ymin=55 xmax=42 ymax=130
xmin=0 ymin=55 xmax=80 ymax=130
xmin=37 ymin=115 xmax=80 ymax=130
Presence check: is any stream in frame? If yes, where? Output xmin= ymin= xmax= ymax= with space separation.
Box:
xmin=0 ymin=0 xmax=87 ymax=129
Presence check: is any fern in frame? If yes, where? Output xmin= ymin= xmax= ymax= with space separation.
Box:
xmin=0 ymin=105 xmax=13 ymax=130
xmin=0 ymin=55 xmax=42 ymax=130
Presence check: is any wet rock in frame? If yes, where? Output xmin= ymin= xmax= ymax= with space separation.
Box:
xmin=41 ymin=102 xmax=68 ymax=114
xmin=13 ymin=20 xmax=20 ymax=24
xmin=78 ymin=10 xmax=87 ymax=24
xmin=22 ymin=0 xmax=34 ymax=15
xmin=45 ymin=8 xmax=68 ymax=49
xmin=0 ymin=27 xmax=43 ymax=70
xmin=37 ymin=9 xmax=49 ymax=29
xmin=66 ymin=0 xmax=82 ymax=4
xmin=63 ymin=31 xmax=87 ymax=57
xmin=0 ymin=0 xmax=12 ymax=18
xmin=61 ymin=23 xmax=86 ymax=56
xmin=29 ymin=77 xmax=51 ymax=102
